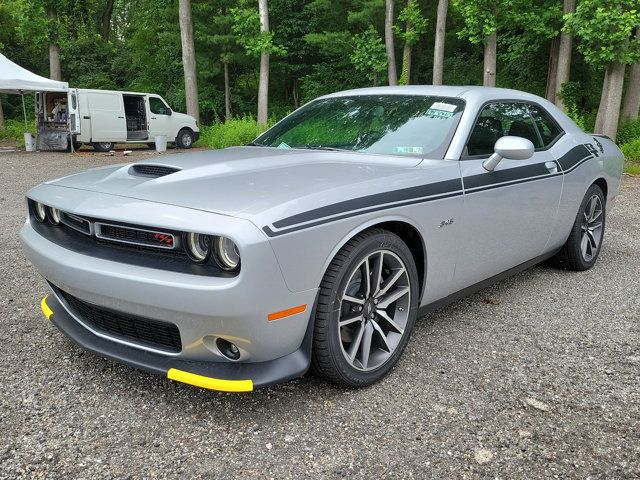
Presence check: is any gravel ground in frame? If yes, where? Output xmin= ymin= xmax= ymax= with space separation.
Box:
xmin=1 ymin=149 xmax=638 ymax=479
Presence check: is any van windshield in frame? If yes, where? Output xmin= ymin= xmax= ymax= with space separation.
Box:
xmin=253 ymin=95 xmax=465 ymax=157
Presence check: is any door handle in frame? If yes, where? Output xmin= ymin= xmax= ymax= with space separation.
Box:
xmin=117 ymin=116 xmax=124 ymax=119
xmin=545 ymin=161 xmax=558 ymax=174
xmin=83 ymin=116 xmax=91 ymax=119
xmin=151 ymin=117 xmax=157 ymax=120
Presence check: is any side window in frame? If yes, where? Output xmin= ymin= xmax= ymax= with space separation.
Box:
xmin=149 ymin=97 xmax=170 ymax=115
xmin=466 ymin=102 xmax=543 ymax=156
xmin=528 ymin=104 xmax=563 ymax=148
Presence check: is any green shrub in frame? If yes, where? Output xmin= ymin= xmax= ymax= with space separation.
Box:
xmin=621 ymin=138 xmax=640 ymax=162
xmin=617 ymin=118 xmax=640 ymax=146
xmin=197 ymin=116 xmax=270 ymax=150
xmin=0 ymin=119 xmax=36 ymax=147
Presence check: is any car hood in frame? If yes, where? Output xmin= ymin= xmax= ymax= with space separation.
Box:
xmin=47 ymin=147 xmax=429 ymax=224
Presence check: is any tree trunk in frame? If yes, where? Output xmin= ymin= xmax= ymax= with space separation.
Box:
xmin=47 ymin=7 xmax=61 ymax=81
xmin=554 ymin=0 xmax=576 ymax=109
xmin=483 ymin=32 xmax=497 ymax=87
xmin=0 ymin=99 xmax=4 ymax=130
xmin=432 ymin=0 xmax=448 ymax=85
xmin=224 ymin=60 xmax=232 ymax=121
xmin=100 ymin=0 xmax=115 ymax=40
xmin=621 ymin=28 xmax=640 ymax=122
xmin=545 ymin=36 xmax=560 ymax=102
xmin=399 ymin=0 xmax=412 ymax=85
xmin=178 ymin=0 xmax=200 ymax=123
xmin=257 ymin=0 xmax=270 ymax=125
xmin=598 ymin=62 xmax=626 ymax=141
xmin=595 ymin=66 xmax=612 ymax=134
xmin=292 ymin=78 xmax=299 ymax=109
xmin=385 ymin=0 xmax=398 ymax=86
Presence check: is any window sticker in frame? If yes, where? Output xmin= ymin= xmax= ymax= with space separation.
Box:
xmin=393 ymin=146 xmax=424 ymax=155
xmin=277 ymin=142 xmax=291 ymax=149
xmin=426 ymin=101 xmax=457 ymax=119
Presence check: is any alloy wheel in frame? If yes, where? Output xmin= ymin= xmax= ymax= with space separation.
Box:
xmin=580 ymin=194 xmax=603 ymax=262
xmin=338 ymin=250 xmax=411 ymax=371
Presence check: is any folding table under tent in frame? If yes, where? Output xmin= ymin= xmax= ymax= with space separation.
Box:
xmin=0 ymin=53 xmax=69 ymax=149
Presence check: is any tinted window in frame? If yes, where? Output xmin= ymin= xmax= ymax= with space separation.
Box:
xmin=529 ymin=104 xmax=563 ymax=147
xmin=254 ymin=95 xmax=465 ymax=157
xmin=150 ymin=97 xmax=171 ymax=115
xmin=466 ymin=102 xmax=542 ymax=156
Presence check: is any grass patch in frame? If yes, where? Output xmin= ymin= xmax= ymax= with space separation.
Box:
xmin=0 ymin=119 xmax=36 ymax=147
xmin=197 ymin=116 xmax=271 ymax=150
xmin=624 ymin=162 xmax=640 ymax=175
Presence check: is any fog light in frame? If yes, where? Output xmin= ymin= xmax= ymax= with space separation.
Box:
xmin=216 ymin=338 xmax=241 ymax=360
xmin=48 ymin=207 xmax=61 ymax=225
xmin=34 ymin=202 xmax=47 ymax=222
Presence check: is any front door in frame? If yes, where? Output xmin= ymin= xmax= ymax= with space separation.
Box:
xmin=147 ymin=96 xmax=174 ymax=140
xmin=453 ymin=101 xmax=564 ymax=290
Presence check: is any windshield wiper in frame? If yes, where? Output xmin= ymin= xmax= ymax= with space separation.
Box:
xmin=245 ymin=142 xmax=264 ymax=147
xmin=294 ymin=145 xmax=348 ymax=152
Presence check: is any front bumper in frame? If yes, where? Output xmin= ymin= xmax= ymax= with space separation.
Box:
xmin=40 ymin=294 xmax=313 ymax=391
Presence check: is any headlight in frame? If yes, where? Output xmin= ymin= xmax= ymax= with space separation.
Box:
xmin=185 ymin=232 xmax=211 ymax=263
xmin=48 ymin=207 xmax=61 ymax=225
xmin=34 ymin=202 xmax=47 ymax=222
xmin=214 ymin=236 xmax=240 ymax=270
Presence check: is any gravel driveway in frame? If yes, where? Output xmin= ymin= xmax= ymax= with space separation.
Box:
xmin=1 ymin=150 xmax=638 ymax=479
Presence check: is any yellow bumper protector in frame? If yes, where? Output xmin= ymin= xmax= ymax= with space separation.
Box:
xmin=41 ymin=295 xmax=53 ymax=320
xmin=167 ymin=368 xmax=253 ymax=393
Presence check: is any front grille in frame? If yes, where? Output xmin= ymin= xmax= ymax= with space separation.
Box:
xmin=58 ymin=288 xmax=182 ymax=353
xmin=96 ymin=223 xmax=176 ymax=249
xmin=130 ymin=164 xmax=180 ymax=177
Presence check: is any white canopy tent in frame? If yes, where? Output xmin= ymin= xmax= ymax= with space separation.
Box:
xmin=0 ymin=53 xmax=68 ymax=131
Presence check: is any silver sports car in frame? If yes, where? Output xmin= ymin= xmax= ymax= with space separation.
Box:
xmin=21 ymin=86 xmax=624 ymax=392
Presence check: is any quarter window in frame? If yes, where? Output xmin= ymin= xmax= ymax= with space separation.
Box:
xmin=528 ymin=104 xmax=563 ymax=148
xmin=466 ymin=102 xmax=543 ymax=156
xmin=149 ymin=97 xmax=171 ymax=115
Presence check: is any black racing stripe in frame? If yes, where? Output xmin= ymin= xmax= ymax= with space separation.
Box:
xmin=272 ymin=178 xmax=463 ymax=229
xmin=557 ymin=144 xmax=591 ymax=170
xmin=264 ymin=190 xmax=463 ymax=237
xmin=463 ymin=162 xmax=550 ymax=190
xmin=465 ymin=171 xmax=563 ymax=193
xmin=562 ymin=155 xmax=593 ymax=174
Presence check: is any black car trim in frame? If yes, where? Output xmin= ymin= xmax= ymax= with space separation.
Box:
xmin=263 ymin=144 xmax=595 ymax=237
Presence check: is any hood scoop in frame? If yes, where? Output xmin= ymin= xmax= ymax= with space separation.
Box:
xmin=129 ymin=164 xmax=181 ymax=178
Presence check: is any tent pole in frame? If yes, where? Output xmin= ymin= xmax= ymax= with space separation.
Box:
xmin=21 ymin=93 xmax=27 ymax=130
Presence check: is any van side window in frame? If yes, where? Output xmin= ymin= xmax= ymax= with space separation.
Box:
xmin=150 ymin=97 xmax=171 ymax=115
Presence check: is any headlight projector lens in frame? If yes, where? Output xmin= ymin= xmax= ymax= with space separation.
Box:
xmin=185 ymin=232 xmax=211 ymax=263
xmin=214 ymin=236 xmax=240 ymax=270
xmin=34 ymin=202 xmax=47 ymax=222
xmin=48 ymin=207 xmax=61 ymax=225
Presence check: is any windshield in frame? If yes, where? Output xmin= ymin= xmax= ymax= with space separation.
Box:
xmin=254 ymin=95 xmax=465 ymax=157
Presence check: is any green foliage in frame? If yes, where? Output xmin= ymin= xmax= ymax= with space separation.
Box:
xmin=394 ymin=0 xmax=428 ymax=47
xmin=350 ymin=26 xmax=387 ymax=85
xmin=621 ymin=138 xmax=640 ymax=161
xmin=564 ymin=0 xmax=640 ymax=66
xmin=197 ymin=116 xmax=270 ymax=149
xmin=453 ymin=0 xmax=498 ymax=44
xmin=0 ymin=119 xmax=36 ymax=147
xmin=559 ymin=82 xmax=596 ymax=132
xmin=230 ymin=7 xmax=287 ymax=57
xmin=617 ymin=119 xmax=640 ymax=146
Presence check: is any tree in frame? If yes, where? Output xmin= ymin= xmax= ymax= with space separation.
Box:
xmin=565 ymin=1 xmax=640 ymax=139
xmin=384 ymin=0 xmax=397 ymax=86
xmin=99 ymin=0 xmax=115 ymax=40
xmin=257 ymin=0 xmax=269 ymax=125
xmin=554 ymin=0 xmax=576 ymax=110
xmin=622 ymin=28 xmax=640 ymax=122
xmin=178 ymin=0 xmax=199 ymax=123
xmin=351 ymin=25 xmax=388 ymax=86
xmin=394 ymin=0 xmax=427 ymax=85
xmin=47 ymin=5 xmax=61 ymax=80
xmin=432 ymin=0 xmax=449 ymax=85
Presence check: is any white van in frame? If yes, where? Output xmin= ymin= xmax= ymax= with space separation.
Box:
xmin=35 ymin=88 xmax=200 ymax=151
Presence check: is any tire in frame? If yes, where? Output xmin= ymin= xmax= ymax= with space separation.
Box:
xmin=92 ymin=142 xmax=114 ymax=152
xmin=551 ymin=184 xmax=606 ymax=271
xmin=176 ymin=128 xmax=194 ymax=149
xmin=311 ymin=228 xmax=419 ymax=388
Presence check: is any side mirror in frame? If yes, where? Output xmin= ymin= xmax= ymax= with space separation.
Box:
xmin=483 ymin=136 xmax=535 ymax=171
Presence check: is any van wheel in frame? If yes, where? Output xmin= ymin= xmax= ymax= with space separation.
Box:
xmin=176 ymin=129 xmax=194 ymax=149
xmin=92 ymin=142 xmax=114 ymax=152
